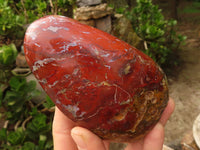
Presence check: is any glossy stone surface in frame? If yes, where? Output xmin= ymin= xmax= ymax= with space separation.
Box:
xmin=24 ymin=15 xmax=169 ymax=142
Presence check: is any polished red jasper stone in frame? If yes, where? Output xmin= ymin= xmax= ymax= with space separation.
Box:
xmin=24 ymin=15 xmax=168 ymax=142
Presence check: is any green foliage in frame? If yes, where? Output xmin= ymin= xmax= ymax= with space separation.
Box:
xmin=0 ymin=0 xmax=25 ymax=40
xmin=115 ymin=5 xmax=129 ymax=14
xmin=0 ymin=44 xmax=18 ymax=66
xmin=180 ymin=1 xmax=200 ymax=14
xmin=0 ymin=107 xmax=53 ymax=149
xmin=125 ymin=0 xmax=186 ymax=67
xmin=1 ymin=77 xmax=40 ymax=122
xmin=0 ymin=128 xmax=7 ymax=141
xmin=14 ymin=0 xmax=75 ymax=23
xmin=27 ymin=108 xmax=51 ymax=138
xmin=0 ymin=0 xmax=74 ymax=41
xmin=15 ymin=0 xmax=49 ymax=23
xmin=127 ymin=0 xmax=165 ymax=41
xmin=0 ymin=86 xmax=53 ymax=150
xmin=0 ymin=74 xmax=54 ymax=149
xmin=20 ymin=142 xmax=36 ymax=150
xmin=24 ymin=109 xmax=53 ymax=149
xmin=0 ymin=44 xmax=18 ymax=87
xmin=7 ymin=127 xmax=25 ymax=145
xmin=43 ymin=96 xmax=55 ymax=109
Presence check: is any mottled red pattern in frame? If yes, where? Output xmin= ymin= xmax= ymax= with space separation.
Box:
xmin=24 ymin=15 xmax=168 ymax=142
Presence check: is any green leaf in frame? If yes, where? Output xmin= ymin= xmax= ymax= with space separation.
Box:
xmin=30 ymin=89 xmax=41 ymax=98
xmin=20 ymin=142 xmax=36 ymax=150
xmin=25 ymin=80 xmax=36 ymax=92
xmin=38 ymin=135 xmax=47 ymax=149
xmin=7 ymin=127 xmax=25 ymax=145
xmin=27 ymin=112 xmax=50 ymax=133
xmin=43 ymin=96 xmax=55 ymax=109
xmin=0 ymin=44 xmax=18 ymax=66
xmin=7 ymin=97 xmax=17 ymax=106
xmin=29 ymin=107 xmax=39 ymax=116
xmin=9 ymin=77 xmax=26 ymax=91
xmin=4 ymin=91 xmax=18 ymax=102
xmin=45 ymin=139 xmax=53 ymax=149
xmin=40 ymin=134 xmax=47 ymax=141
xmin=32 ymin=114 xmax=47 ymax=130
xmin=0 ymin=128 xmax=7 ymax=141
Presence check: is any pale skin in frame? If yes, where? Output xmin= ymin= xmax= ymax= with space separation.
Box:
xmin=52 ymin=98 xmax=175 ymax=150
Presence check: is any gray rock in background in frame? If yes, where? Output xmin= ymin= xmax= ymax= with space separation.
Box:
xmin=77 ymin=0 xmax=102 ymax=7
xmin=74 ymin=3 xmax=112 ymax=20
xmin=26 ymin=74 xmax=47 ymax=104
xmin=74 ymin=3 xmax=113 ymax=33
xmin=95 ymin=15 xmax=112 ymax=33
xmin=111 ymin=15 xmax=143 ymax=49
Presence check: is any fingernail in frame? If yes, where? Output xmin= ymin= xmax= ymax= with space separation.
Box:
xmin=71 ymin=129 xmax=87 ymax=150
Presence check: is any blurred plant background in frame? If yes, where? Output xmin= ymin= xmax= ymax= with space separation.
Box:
xmin=0 ymin=0 xmax=200 ymax=149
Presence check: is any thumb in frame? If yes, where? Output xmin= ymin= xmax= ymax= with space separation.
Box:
xmin=71 ymin=127 xmax=108 ymax=150
xmin=143 ymin=123 xmax=165 ymax=150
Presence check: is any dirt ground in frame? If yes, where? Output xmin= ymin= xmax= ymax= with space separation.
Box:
xmin=164 ymin=21 xmax=200 ymax=148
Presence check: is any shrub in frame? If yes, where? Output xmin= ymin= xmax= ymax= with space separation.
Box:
xmin=125 ymin=0 xmax=186 ymax=68
xmin=0 ymin=0 xmax=25 ymax=40
xmin=0 ymin=76 xmax=54 ymax=149
xmin=0 ymin=0 xmax=75 ymax=43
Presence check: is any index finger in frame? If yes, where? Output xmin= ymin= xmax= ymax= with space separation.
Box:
xmin=52 ymin=107 xmax=78 ymax=150
xmin=159 ymin=98 xmax=175 ymax=126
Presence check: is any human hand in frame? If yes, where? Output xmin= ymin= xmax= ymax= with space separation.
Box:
xmin=52 ymin=98 xmax=175 ymax=150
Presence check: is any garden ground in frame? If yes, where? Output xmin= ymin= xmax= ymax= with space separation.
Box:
xmin=165 ymin=24 xmax=200 ymax=148
xmin=164 ymin=3 xmax=200 ymax=148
